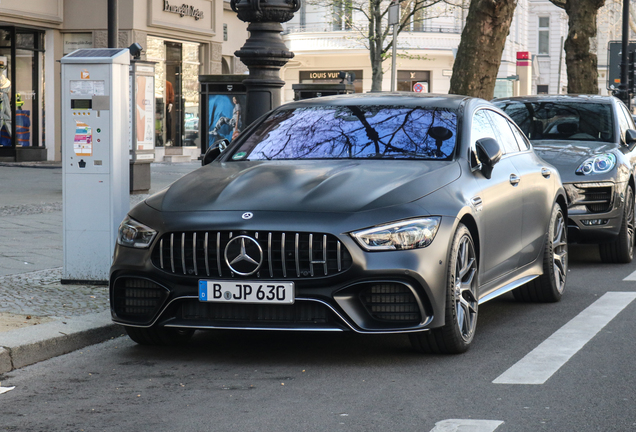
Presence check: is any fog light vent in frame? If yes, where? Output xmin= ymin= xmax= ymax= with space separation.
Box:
xmin=113 ymin=278 xmax=168 ymax=323
xmin=360 ymin=283 xmax=421 ymax=323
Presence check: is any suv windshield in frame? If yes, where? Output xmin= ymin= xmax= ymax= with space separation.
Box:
xmin=496 ymin=101 xmax=615 ymax=143
xmin=229 ymin=105 xmax=457 ymax=161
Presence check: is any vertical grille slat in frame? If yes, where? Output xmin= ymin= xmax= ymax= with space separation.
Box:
xmin=152 ymin=230 xmax=352 ymax=279
xmin=204 ymin=232 xmax=210 ymax=276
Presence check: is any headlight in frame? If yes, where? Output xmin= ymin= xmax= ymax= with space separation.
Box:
xmin=117 ymin=216 xmax=157 ymax=248
xmin=576 ymin=154 xmax=616 ymax=175
xmin=351 ymin=217 xmax=441 ymax=251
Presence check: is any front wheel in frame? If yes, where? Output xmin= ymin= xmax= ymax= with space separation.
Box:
xmin=599 ymin=185 xmax=634 ymax=264
xmin=514 ymin=203 xmax=568 ymax=303
xmin=410 ymin=224 xmax=478 ymax=354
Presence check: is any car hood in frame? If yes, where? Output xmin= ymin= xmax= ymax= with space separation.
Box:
xmin=145 ymin=160 xmax=461 ymax=213
xmin=532 ymin=140 xmax=619 ymax=182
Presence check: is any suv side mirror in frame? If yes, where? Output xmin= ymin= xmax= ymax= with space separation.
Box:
xmin=626 ymin=129 xmax=636 ymax=145
xmin=202 ymin=139 xmax=230 ymax=166
xmin=475 ymin=138 xmax=502 ymax=179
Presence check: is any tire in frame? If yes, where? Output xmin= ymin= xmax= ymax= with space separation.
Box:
xmin=599 ymin=185 xmax=635 ymax=264
xmin=125 ymin=326 xmax=195 ymax=346
xmin=410 ymin=224 xmax=478 ymax=354
xmin=513 ymin=204 xmax=568 ymax=303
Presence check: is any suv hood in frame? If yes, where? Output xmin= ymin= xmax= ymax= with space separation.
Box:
xmin=146 ymin=160 xmax=461 ymax=213
xmin=532 ymin=140 xmax=619 ymax=181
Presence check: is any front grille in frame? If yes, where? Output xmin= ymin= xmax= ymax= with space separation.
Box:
xmin=570 ymin=184 xmax=613 ymax=213
xmin=360 ymin=283 xmax=421 ymax=323
xmin=151 ymin=231 xmax=353 ymax=279
xmin=179 ymin=300 xmax=334 ymax=325
xmin=113 ymin=278 xmax=168 ymax=322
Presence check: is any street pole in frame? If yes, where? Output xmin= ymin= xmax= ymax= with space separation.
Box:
xmin=389 ymin=2 xmax=399 ymax=92
xmin=620 ymin=0 xmax=630 ymax=107
xmin=108 ymin=0 xmax=118 ymax=48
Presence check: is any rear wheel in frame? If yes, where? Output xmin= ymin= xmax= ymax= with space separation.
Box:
xmin=125 ymin=326 xmax=195 ymax=346
xmin=410 ymin=224 xmax=478 ymax=354
xmin=599 ymin=185 xmax=634 ymax=264
xmin=513 ymin=204 xmax=567 ymax=303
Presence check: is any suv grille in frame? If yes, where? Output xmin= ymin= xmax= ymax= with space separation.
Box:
xmin=151 ymin=231 xmax=352 ymax=279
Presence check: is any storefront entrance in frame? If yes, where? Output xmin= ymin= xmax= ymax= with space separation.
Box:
xmin=0 ymin=27 xmax=45 ymax=161
xmin=147 ymin=37 xmax=200 ymax=149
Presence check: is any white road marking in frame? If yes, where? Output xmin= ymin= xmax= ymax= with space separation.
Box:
xmin=493 ymin=292 xmax=636 ymax=385
xmin=430 ymin=419 xmax=504 ymax=432
xmin=623 ymin=269 xmax=636 ymax=281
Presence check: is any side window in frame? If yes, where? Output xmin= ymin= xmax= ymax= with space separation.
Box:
xmin=486 ymin=110 xmax=521 ymax=154
xmin=470 ymin=109 xmax=498 ymax=169
xmin=471 ymin=109 xmax=497 ymax=143
xmin=619 ymin=104 xmax=635 ymax=130
xmin=616 ymin=104 xmax=631 ymax=143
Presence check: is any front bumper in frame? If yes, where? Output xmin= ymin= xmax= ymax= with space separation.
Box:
xmin=109 ymin=213 xmax=457 ymax=334
xmin=564 ymin=181 xmax=626 ymax=243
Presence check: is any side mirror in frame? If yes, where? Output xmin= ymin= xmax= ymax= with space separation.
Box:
xmin=626 ymin=129 xmax=636 ymax=145
xmin=202 ymin=139 xmax=229 ymax=166
xmin=475 ymin=138 xmax=502 ymax=179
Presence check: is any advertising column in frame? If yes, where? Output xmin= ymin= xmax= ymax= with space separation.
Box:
xmin=60 ymin=48 xmax=130 ymax=283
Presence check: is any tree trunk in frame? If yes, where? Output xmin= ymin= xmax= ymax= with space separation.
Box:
xmin=563 ymin=0 xmax=604 ymax=94
xmin=449 ymin=0 xmax=517 ymax=99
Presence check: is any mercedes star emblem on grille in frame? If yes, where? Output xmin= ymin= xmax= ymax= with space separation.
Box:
xmin=224 ymin=235 xmax=263 ymax=276
xmin=242 ymin=212 xmax=253 ymax=220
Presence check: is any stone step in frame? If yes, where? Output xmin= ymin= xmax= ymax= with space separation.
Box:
xmin=163 ymin=154 xmax=193 ymax=163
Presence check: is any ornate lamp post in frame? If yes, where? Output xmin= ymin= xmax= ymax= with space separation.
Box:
xmin=231 ymin=0 xmax=300 ymax=126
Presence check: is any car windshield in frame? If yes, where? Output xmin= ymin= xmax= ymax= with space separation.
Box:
xmin=496 ymin=101 xmax=615 ymax=143
xmin=229 ymin=105 xmax=458 ymax=160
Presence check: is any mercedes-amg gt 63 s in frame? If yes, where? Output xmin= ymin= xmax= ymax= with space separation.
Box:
xmin=111 ymin=93 xmax=568 ymax=354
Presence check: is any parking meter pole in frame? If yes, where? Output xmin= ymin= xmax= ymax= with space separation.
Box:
xmin=231 ymin=0 xmax=300 ymax=127
xmin=388 ymin=2 xmax=399 ymax=92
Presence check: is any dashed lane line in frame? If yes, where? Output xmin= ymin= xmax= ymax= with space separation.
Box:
xmin=429 ymin=419 xmax=504 ymax=431
xmin=493 ymin=292 xmax=636 ymax=385
xmin=623 ymin=269 xmax=636 ymax=281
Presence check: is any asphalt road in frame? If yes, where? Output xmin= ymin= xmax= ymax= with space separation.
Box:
xmin=1 ymin=244 xmax=635 ymax=431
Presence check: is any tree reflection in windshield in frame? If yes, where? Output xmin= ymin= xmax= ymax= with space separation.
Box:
xmin=233 ymin=105 xmax=457 ymax=160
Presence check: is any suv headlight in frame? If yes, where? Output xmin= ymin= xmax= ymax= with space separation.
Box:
xmin=576 ymin=154 xmax=616 ymax=175
xmin=351 ymin=217 xmax=441 ymax=251
xmin=117 ymin=216 xmax=157 ymax=248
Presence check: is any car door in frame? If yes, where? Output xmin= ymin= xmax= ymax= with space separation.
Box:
xmin=488 ymin=110 xmax=554 ymax=267
xmin=470 ymin=109 xmax=524 ymax=285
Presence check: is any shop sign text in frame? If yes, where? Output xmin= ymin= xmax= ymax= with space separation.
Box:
xmin=163 ymin=1 xmax=204 ymax=20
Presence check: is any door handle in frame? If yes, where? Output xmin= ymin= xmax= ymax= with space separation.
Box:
xmin=510 ymin=174 xmax=520 ymax=186
xmin=541 ymin=168 xmax=551 ymax=178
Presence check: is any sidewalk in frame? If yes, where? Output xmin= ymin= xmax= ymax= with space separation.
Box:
xmin=0 ymin=161 xmax=201 ymax=373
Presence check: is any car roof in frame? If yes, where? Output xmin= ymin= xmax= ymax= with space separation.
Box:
xmin=493 ymin=94 xmax=618 ymax=104
xmin=279 ymin=92 xmax=474 ymax=110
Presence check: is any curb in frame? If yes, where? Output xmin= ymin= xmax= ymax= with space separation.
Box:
xmin=0 ymin=311 xmax=124 ymax=374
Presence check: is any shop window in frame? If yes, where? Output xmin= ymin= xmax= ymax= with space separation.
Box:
xmin=537 ymin=85 xmax=549 ymax=94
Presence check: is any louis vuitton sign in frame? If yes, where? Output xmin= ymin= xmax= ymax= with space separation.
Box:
xmin=163 ymin=1 xmax=204 ymax=20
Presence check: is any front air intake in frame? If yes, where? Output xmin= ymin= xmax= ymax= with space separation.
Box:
xmin=112 ymin=278 xmax=169 ymax=323
xmin=360 ymin=283 xmax=421 ymax=323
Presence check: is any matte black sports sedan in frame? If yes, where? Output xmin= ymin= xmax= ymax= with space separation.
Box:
xmin=494 ymin=95 xmax=636 ymax=263
xmin=111 ymin=93 xmax=568 ymax=354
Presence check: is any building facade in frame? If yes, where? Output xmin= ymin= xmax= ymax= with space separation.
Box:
xmin=0 ymin=0 xmax=247 ymax=162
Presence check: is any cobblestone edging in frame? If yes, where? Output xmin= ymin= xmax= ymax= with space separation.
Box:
xmin=0 ymin=202 xmax=63 ymax=217
xmin=0 ymin=268 xmax=110 ymax=318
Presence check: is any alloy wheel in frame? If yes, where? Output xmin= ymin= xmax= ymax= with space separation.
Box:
xmin=552 ymin=210 xmax=568 ymax=294
xmin=454 ymin=235 xmax=478 ymax=342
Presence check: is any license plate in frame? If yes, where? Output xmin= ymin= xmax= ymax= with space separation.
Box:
xmin=198 ymin=280 xmax=295 ymax=304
